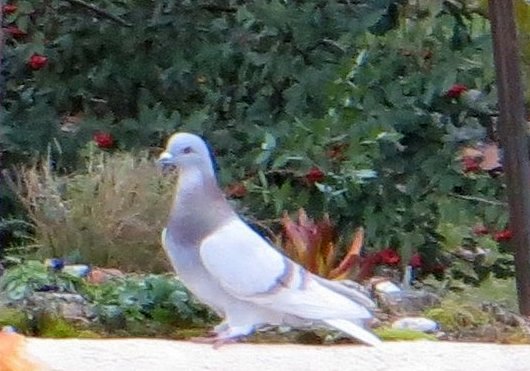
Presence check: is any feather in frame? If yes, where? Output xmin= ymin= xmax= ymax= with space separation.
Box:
xmin=323 ymin=319 xmax=382 ymax=346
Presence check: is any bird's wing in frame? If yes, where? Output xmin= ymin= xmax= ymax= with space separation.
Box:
xmin=199 ymin=218 xmax=373 ymax=321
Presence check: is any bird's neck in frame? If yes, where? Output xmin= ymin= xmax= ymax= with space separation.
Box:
xmin=168 ymin=166 xmax=234 ymax=244
xmin=175 ymin=166 xmax=217 ymax=199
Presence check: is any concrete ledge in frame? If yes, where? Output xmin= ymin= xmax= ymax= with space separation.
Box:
xmin=26 ymin=338 xmax=530 ymax=371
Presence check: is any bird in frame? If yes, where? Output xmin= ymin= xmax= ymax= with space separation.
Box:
xmin=158 ymin=132 xmax=381 ymax=347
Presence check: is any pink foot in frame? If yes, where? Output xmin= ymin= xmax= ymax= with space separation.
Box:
xmin=190 ymin=335 xmax=241 ymax=349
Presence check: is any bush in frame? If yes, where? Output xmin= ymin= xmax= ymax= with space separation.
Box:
xmin=0 ymin=1 xmax=513 ymax=283
xmin=8 ymin=148 xmax=176 ymax=271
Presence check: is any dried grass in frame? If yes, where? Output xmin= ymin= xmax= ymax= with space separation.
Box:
xmin=8 ymin=151 xmax=177 ymax=272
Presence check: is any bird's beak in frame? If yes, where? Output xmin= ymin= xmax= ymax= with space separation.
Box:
xmin=157 ymin=151 xmax=177 ymax=172
xmin=157 ymin=151 xmax=174 ymax=165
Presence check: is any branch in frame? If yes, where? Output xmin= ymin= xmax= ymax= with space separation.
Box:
xmin=449 ymin=193 xmax=507 ymax=206
xmin=64 ymin=0 xmax=133 ymax=27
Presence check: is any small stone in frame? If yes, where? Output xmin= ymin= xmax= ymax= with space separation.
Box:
xmin=62 ymin=264 xmax=91 ymax=278
xmin=86 ymin=267 xmax=124 ymax=284
xmin=374 ymin=280 xmax=401 ymax=294
xmin=392 ymin=317 xmax=439 ymax=333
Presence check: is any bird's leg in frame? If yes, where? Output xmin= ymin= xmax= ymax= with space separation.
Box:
xmin=189 ymin=321 xmax=229 ymax=342
xmin=191 ymin=324 xmax=255 ymax=349
xmin=213 ymin=321 xmax=230 ymax=334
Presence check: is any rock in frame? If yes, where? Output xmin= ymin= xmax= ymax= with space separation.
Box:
xmin=481 ymin=302 xmax=529 ymax=328
xmin=392 ymin=317 xmax=439 ymax=333
xmin=372 ymin=278 xmax=441 ymax=315
xmin=62 ymin=264 xmax=91 ymax=278
xmin=22 ymin=292 xmax=96 ymax=324
xmin=86 ymin=268 xmax=125 ymax=284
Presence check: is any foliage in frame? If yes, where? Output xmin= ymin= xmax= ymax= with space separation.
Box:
xmin=0 ymin=261 xmax=214 ymax=334
xmin=0 ymin=0 xmax=397 ymax=167
xmin=7 ymin=149 xmax=176 ymax=271
xmin=446 ymin=277 xmax=518 ymax=312
xmin=0 ymin=260 xmax=79 ymax=301
xmin=36 ymin=314 xmax=85 ymax=338
xmin=0 ymin=0 xmax=514 ymax=285
xmin=424 ymin=299 xmax=490 ymax=332
xmin=82 ymin=274 xmax=215 ymax=330
xmin=373 ymin=327 xmax=437 ymax=341
xmin=0 ymin=308 xmax=31 ymax=333
xmin=280 ymin=208 xmax=364 ymax=279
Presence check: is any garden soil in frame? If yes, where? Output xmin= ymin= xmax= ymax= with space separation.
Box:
xmin=26 ymin=338 xmax=530 ymax=371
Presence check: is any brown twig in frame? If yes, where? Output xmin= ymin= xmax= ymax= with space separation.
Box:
xmin=64 ymin=0 xmax=133 ymax=27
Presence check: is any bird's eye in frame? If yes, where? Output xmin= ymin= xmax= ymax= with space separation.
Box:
xmin=183 ymin=146 xmax=193 ymax=154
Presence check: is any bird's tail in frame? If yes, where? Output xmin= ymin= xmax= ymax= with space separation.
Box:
xmin=323 ymin=319 xmax=382 ymax=346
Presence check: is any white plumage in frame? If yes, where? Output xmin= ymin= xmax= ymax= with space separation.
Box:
xmin=159 ymin=132 xmax=381 ymax=346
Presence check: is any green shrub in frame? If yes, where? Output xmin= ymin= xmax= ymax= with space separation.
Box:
xmin=424 ymin=299 xmax=490 ymax=332
xmin=0 ymin=307 xmax=31 ymax=334
xmin=0 ymin=0 xmax=512 ymax=283
xmin=0 ymin=261 xmax=214 ymax=334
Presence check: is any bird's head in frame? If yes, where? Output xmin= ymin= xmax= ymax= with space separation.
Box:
xmin=158 ymin=132 xmax=216 ymax=176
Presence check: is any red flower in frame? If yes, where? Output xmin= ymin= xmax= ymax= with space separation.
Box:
xmin=446 ymin=84 xmax=468 ymax=99
xmin=93 ymin=132 xmax=114 ymax=149
xmin=494 ymin=229 xmax=513 ymax=242
xmin=461 ymin=156 xmax=480 ymax=173
xmin=2 ymin=4 xmax=17 ymax=14
xmin=409 ymin=253 xmax=422 ymax=268
xmin=4 ymin=25 xmax=26 ymax=39
xmin=377 ymin=248 xmax=401 ymax=266
xmin=28 ymin=54 xmax=48 ymax=70
xmin=226 ymin=182 xmax=247 ymax=198
xmin=472 ymin=224 xmax=489 ymax=236
xmin=305 ymin=166 xmax=325 ymax=184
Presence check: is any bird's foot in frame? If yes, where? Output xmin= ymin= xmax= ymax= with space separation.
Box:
xmin=191 ymin=325 xmax=254 ymax=349
xmin=191 ymin=335 xmax=241 ymax=349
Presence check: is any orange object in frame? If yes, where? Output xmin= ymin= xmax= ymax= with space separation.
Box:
xmin=0 ymin=332 xmax=45 ymax=371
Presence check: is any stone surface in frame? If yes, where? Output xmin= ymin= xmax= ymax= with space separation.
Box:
xmin=23 ymin=292 xmax=96 ymax=323
xmin=391 ymin=317 xmax=439 ymax=333
xmin=376 ymin=288 xmax=441 ymax=315
xmin=26 ymin=338 xmax=530 ymax=371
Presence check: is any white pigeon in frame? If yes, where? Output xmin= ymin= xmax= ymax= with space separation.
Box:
xmin=158 ymin=132 xmax=381 ymax=346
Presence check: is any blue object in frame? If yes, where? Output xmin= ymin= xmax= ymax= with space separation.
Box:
xmin=45 ymin=258 xmax=65 ymax=271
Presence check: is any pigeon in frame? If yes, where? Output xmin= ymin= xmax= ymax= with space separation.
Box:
xmin=158 ymin=132 xmax=381 ymax=346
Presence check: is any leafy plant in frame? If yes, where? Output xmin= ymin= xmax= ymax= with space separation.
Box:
xmin=0 ymin=261 xmax=214 ymax=332
xmin=424 ymin=299 xmax=490 ymax=332
xmin=82 ymin=274 xmax=215 ymax=328
xmin=280 ymin=208 xmax=364 ymax=279
xmin=0 ymin=260 xmax=79 ymax=301
xmin=373 ymin=327 xmax=438 ymax=341
xmin=0 ymin=0 xmax=513 ymax=286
